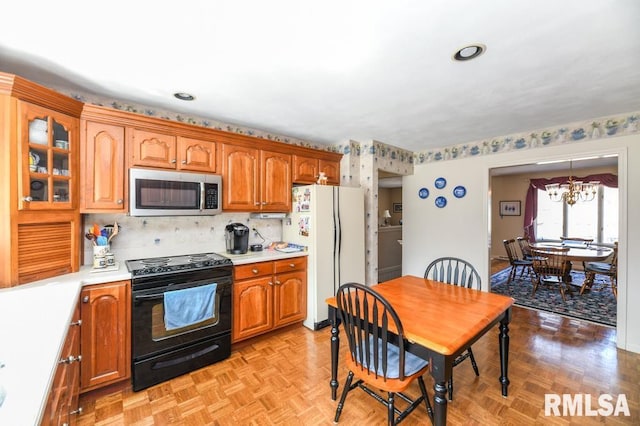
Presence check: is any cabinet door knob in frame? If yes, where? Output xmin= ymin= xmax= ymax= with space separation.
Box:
xmin=70 ymin=407 xmax=83 ymax=416
xmin=22 ymin=196 xmax=33 ymax=202
xmin=171 ymin=159 xmax=177 ymax=163
xmin=268 ymin=281 xmax=273 ymax=286
xmin=289 ymin=263 xmax=295 ymax=268
xmin=275 ymin=280 xmax=281 ymax=286
xmin=82 ymin=295 xmax=89 ymax=303
xmin=254 ymin=202 xmax=260 ymax=206
xmin=252 ymin=268 xmax=259 ymax=274
xmin=117 ymin=199 xmax=123 ymax=204
xmin=261 ymin=201 xmax=266 ymax=205
xmin=182 ymin=160 xmax=187 ymax=164
xmin=70 ymin=319 xmax=82 ymax=326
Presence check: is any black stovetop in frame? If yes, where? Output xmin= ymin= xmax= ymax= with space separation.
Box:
xmin=125 ymin=252 xmax=232 ymax=277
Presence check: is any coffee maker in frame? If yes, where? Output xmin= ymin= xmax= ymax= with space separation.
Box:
xmin=225 ymin=223 xmax=250 ymax=254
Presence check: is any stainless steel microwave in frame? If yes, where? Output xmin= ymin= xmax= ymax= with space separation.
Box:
xmin=129 ymin=168 xmax=222 ymax=216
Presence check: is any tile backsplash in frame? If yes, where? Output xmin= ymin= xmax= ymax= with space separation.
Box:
xmin=83 ymin=213 xmax=284 ymax=265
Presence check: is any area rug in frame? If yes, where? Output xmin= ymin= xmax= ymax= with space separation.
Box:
xmin=490 ymin=267 xmax=617 ymax=328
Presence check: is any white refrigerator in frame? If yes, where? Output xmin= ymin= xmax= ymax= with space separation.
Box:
xmin=283 ymin=185 xmax=365 ymax=330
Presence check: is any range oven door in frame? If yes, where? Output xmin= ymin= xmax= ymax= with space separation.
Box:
xmin=131 ymin=270 xmax=232 ymax=361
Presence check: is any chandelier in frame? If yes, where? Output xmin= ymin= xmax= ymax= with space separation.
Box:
xmin=544 ymin=161 xmax=600 ymax=206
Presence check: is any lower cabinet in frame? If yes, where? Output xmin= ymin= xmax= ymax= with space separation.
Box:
xmin=80 ymin=280 xmax=131 ymax=392
xmin=233 ymin=257 xmax=307 ymax=343
xmin=41 ymin=301 xmax=82 ymax=426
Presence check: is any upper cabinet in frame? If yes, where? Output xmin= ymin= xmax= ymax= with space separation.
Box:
xmin=222 ymin=144 xmax=291 ymax=212
xmin=130 ymin=129 xmax=217 ymax=173
xmin=81 ymin=120 xmax=126 ymax=212
xmin=292 ymin=154 xmax=340 ymax=185
xmin=19 ymin=102 xmax=78 ymax=210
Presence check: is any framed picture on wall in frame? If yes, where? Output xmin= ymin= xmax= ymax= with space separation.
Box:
xmin=499 ymin=200 xmax=521 ymax=216
xmin=393 ymin=203 xmax=402 ymax=213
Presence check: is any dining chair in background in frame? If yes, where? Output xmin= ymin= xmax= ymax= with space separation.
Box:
xmin=530 ymin=247 xmax=572 ymax=301
xmin=423 ymin=257 xmax=480 ymax=401
xmin=516 ymin=236 xmax=533 ymax=260
xmin=503 ymin=239 xmax=533 ymax=287
xmin=334 ymin=283 xmax=433 ymax=425
xmin=581 ymin=242 xmax=618 ymax=299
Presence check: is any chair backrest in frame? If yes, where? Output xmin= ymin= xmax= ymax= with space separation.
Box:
xmin=516 ymin=236 xmax=532 ymax=258
xmin=530 ymin=247 xmax=570 ymax=280
xmin=424 ymin=257 xmax=481 ymax=289
xmin=336 ymin=283 xmax=408 ymax=381
xmin=503 ymin=239 xmax=521 ymax=263
xmin=610 ymin=242 xmax=619 ymax=274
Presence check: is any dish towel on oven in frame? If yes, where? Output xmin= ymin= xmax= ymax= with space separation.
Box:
xmin=164 ymin=283 xmax=217 ymax=330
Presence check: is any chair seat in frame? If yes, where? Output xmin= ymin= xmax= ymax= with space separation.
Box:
xmin=585 ymin=262 xmax=612 ymax=274
xmin=354 ymin=339 xmax=429 ymax=379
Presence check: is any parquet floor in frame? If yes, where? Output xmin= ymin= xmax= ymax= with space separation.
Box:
xmin=77 ymin=264 xmax=639 ymax=425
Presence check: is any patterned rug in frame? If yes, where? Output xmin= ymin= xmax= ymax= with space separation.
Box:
xmin=490 ymin=267 xmax=617 ymax=328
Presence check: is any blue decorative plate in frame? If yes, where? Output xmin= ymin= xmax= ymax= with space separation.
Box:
xmin=435 ymin=196 xmax=447 ymax=208
xmin=453 ymin=185 xmax=466 ymax=198
xmin=434 ymin=177 xmax=447 ymax=189
xmin=418 ymin=188 xmax=429 ymax=199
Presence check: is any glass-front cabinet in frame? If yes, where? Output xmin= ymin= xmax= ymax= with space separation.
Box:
xmin=20 ymin=102 xmax=77 ymax=210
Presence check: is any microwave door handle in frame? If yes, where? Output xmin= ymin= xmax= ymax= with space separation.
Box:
xmin=200 ymin=182 xmax=205 ymax=211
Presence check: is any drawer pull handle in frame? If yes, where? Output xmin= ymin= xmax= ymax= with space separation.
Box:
xmin=252 ymin=268 xmax=259 ymax=274
xmin=289 ymin=263 xmax=295 ymax=268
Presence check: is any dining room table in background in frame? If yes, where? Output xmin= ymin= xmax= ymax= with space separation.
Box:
xmin=326 ymin=275 xmax=514 ymax=426
xmin=529 ymin=242 xmax=613 ymax=284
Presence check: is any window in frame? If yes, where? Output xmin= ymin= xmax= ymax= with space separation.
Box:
xmin=535 ymin=186 xmax=618 ymax=244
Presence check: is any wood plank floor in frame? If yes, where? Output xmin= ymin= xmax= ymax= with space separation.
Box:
xmin=77 ymin=267 xmax=638 ymax=425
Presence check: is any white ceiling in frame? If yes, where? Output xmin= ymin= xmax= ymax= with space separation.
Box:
xmin=1 ymin=1 xmax=640 ymax=153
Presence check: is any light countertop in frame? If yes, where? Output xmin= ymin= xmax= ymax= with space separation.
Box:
xmin=0 ymin=249 xmax=307 ymax=424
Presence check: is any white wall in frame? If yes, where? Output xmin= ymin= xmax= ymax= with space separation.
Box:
xmin=403 ymin=135 xmax=638 ymax=353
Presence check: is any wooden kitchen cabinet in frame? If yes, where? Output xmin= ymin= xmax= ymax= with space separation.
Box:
xmin=130 ymin=128 xmax=217 ymax=172
xmin=222 ymin=144 xmax=291 ymax=212
xmin=292 ymin=154 xmax=340 ymax=185
xmin=80 ymin=120 xmax=126 ymax=212
xmin=41 ymin=301 xmax=82 ymax=426
xmin=233 ymin=257 xmax=307 ymax=342
xmin=0 ymin=73 xmax=83 ymax=287
xmin=80 ymin=280 xmax=131 ymax=392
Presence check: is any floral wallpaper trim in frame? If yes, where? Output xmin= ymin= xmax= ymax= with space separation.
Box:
xmin=413 ymin=112 xmax=640 ymax=164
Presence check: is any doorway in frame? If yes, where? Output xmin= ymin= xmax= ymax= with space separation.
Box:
xmin=378 ymin=171 xmax=403 ymax=282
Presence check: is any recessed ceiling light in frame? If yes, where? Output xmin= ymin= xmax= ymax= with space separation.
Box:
xmin=173 ymin=92 xmax=195 ymax=101
xmin=453 ymin=44 xmax=486 ymax=61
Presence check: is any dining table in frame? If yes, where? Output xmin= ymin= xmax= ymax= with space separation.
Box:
xmin=326 ymin=275 xmax=514 ymax=426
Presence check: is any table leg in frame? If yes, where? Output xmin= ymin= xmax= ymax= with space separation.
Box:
xmin=498 ymin=309 xmax=511 ymax=397
xmin=329 ymin=306 xmax=339 ymax=401
xmin=433 ymin=381 xmax=448 ymax=426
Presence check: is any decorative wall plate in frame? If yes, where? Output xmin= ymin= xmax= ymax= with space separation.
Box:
xmin=453 ymin=185 xmax=466 ymax=198
xmin=418 ymin=187 xmax=429 ymax=199
xmin=434 ymin=177 xmax=447 ymax=189
xmin=435 ymin=196 xmax=447 ymax=208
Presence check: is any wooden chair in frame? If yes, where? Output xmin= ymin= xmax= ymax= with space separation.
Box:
xmin=503 ymin=239 xmax=533 ymax=287
xmin=423 ymin=257 xmax=480 ymax=400
xmin=530 ymin=247 xmax=572 ymax=301
xmin=581 ymin=242 xmax=618 ymax=299
xmin=334 ymin=283 xmax=433 ymax=425
xmin=516 ymin=236 xmax=533 ymax=260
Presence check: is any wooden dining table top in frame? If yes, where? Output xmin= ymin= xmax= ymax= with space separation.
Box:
xmin=530 ymin=243 xmax=613 ymax=262
xmin=326 ymin=275 xmax=514 ymax=356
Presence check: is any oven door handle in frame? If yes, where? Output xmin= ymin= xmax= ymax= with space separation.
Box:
xmin=134 ymin=293 xmax=165 ymax=301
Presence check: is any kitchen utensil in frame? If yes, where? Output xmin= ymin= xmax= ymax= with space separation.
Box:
xmin=85 ymin=233 xmax=96 ymax=246
xmin=96 ymin=236 xmax=108 ymax=246
xmin=107 ymin=221 xmax=119 ymax=244
xmin=92 ymin=223 xmax=101 ymax=237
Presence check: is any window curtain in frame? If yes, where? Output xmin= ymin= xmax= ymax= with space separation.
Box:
xmin=523 ymin=173 xmax=618 ymax=241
